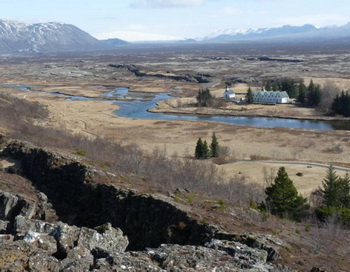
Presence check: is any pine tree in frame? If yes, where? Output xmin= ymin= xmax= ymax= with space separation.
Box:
xmin=313 ymin=85 xmax=322 ymax=107
xmin=210 ymin=132 xmax=220 ymax=158
xmin=246 ymin=87 xmax=253 ymax=104
xmin=203 ymin=140 xmax=210 ymax=159
xmin=321 ymin=165 xmax=350 ymax=208
xmin=195 ymin=138 xmax=204 ymax=159
xmin=307 ymin=80 xmax=315 ymax=106
xmin=281 ymin=78 xmax=297 ymax=98
xmin=316 ymin=166 xmax=350 ymax=226
xmin=306 ymin=80 xmax=322 ymax=107
xmin=331 ymin=93 xmax=341 ymax=114
xmin=297 ymin=81 xmax=307 ymax=104
xmin=272 ymin=82 xmax=279 ymax=92
xmin=339 ymin=173 xmax=350 ymax=208
xmin=265 ymin=167 xmax=308 ymax=221
xmin=265 ymin=81 xmax=272 ymax=91
xmin=196 ymin=88 xmax=213 ymax=107
xmin=321 ymin=165 xmax=341 ymax=207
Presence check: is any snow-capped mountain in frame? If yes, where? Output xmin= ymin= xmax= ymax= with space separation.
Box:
xmin=0 ymin=19 xmax=126 ymax=53
xmin=202 ymin=23 xmax=350 ymax=42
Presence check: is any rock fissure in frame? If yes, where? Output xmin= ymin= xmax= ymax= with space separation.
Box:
xmin=0 ymin=138 xmax=292 ymax=271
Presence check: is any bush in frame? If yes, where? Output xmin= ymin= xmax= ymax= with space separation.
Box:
xmin=75 ymin=149 xmax=86 ymax=156
xmin=315 ymin=206 xmax=350 ymax=228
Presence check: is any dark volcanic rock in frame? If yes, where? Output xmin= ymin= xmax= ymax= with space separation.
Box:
xmin=0 ymin=138 xmax=293 ymax=271
xmin=0 ymin=191 xmax=36 ymax=220
xmin=108 ymin=64 xmax=211 ymax=83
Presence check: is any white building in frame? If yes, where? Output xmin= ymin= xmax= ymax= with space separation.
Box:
xmin=223 ymin=86 xmax=235 ymax=99
xmin=252 ymin=90 xmax=289 ymax=104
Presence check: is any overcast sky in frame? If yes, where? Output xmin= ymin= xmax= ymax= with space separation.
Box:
xmin=2 ymin=0 xmax=350 ymax=41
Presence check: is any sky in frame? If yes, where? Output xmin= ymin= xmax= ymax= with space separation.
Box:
xmin=2 ymin=0 xmax=350 ymax=41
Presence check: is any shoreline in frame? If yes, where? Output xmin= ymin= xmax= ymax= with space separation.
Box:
xmin=149 ymin=101 xmax=350 ymax=122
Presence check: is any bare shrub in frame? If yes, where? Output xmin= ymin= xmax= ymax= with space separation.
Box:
xmin=309 ymin=214 xmax=350 ymax=256
xmin=323 ymin=143 xmax=343 ymax=154
xmin=309 ymin=189 xmax=324 ymax=207
xmin=262 ymin=167 xmax=275 ymax=188
xmin=0 ymin=92 xmax=266 ymax=209
xmin=318 ymin=81 xmax=341 ymax=112
xmin=213 ymin=146 xmax=235 ymax=165
xmin=211 ymin=175 xmax=265 ymax=206
xmin=176 ymin=99 xmax=182 ymax=108
xmin=250 ymin=154 xmax=270 ymax=161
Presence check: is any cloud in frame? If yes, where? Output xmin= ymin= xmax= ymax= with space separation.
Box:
xmin=211 ymin=7 xmax=241 ymax=18
xmin=274 ymin=14 xmax=350 ymax=28
xmin=130 ymin=0 xmax=203 ymax=9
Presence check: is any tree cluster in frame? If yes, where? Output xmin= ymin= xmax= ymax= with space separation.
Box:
xmin=261 ymin=79 xmax=322 ymax=107
xmin=297 ymin=80 xmax=322 ymax=107
xmin=195 ymin=132 xmax=220 ymax=159
xmin=331 ymin=90 xmax=350 ymax=117
xmin=316 ymin=166 xmax=350 ymax=226
xmin=264 ymin=78 xmax=298 ymax=98
xmin=196 ymin=88 xmax=213 ymax=107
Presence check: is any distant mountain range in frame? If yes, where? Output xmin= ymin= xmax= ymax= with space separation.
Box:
xmin=0 ymin=19 xmax=127 ymax=54
xmin=1 ymin=18 xmax=350 ymax=54
xmin=201 ymin=23 xmax=350 ymax=42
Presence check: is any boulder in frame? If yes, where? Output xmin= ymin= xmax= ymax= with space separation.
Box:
xmin=78 ymin=223 xmax=128 ymax=253
xmin=28 ymin=250 xmax=60 ymax=272
xmin=0 ymin=220 xmax=9 ymax=233
xmin=205 ymin=239 xmax=268 ymax=269
xmin=60 ymin=246 xmax=94 ymax=271
xmin=13 ymin=216 xmax=128 ymax=261
xmin=23 ymin=231 xmax=57 ymax=254
xmin=0 ymin=191 xmax=36 ymax=220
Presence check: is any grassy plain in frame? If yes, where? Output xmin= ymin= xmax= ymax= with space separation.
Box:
xmin=1 ymin=44 xmax=350 ymax=197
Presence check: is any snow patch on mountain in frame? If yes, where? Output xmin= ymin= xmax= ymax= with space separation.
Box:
xmin=0 ymin=19 xmax=121 ymax=53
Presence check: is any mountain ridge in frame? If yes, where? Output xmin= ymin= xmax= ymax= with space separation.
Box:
xmin=202 ymin=23 xmax=350 ymax=42
xmin=0 ymin=19 xmax=127 ymax=54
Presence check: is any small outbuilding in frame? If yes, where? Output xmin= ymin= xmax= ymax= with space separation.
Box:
xmin=223 ymin=86 xmax=235 ymax=100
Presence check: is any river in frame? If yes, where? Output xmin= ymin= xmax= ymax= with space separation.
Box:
xmin=2 ymin=85 xmax=350 ymax=131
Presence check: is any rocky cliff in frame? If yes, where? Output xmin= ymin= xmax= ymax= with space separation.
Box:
xmin=0 ymin=137 xmax=294 ymax=271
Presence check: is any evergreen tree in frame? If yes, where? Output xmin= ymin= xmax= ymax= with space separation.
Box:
xmin=210 ymin=132 xmax=220 ymax=157
xmin=272 ymin=82 xmax=279 ymax=92
xmin=339 ymin=173 xmax=350 ymax=208
xmin=281 ymin=78 xmax=297 ymax=98
xmin=306 ymin=80 xmax=322 ymax=107
xmin=321 ymin=165 xmax=341 ymax=207
xmin=203 ymin=140 xmax=210 ymax=159
xmin=331 ymin=93 xmax=341 ymax=114
xmin=335 ymin=90 xmax=350 ymax=117
xmin=246 ymin=87 xmax=253 ymax=104
xmin=307 ymin=80 xmax=315 ymax=106
xmin=265 ymin=167 xmax=308 ymax=221
xmin=297 ymin=81 xmax=307 ymax=104
xmin=342 ymin=91 xmax=350 ymax=117
xmin=313 ymin=85 xmax=322 ymax=107
xmin=196 ymin=88 xmax=213 ymax=107
xmin=265 ymin=81 xmax=272 ymax=91
xmin=316 ymin=166 xmax=350 ymax=226
xmin=195 ymin=138 xmax=204 ymax=159
xmin=321 ymin=165 xmax=350 ymax=208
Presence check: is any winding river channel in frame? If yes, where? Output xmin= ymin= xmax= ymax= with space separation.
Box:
xmin=3 ymin=85 xmax=350 ymax=131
